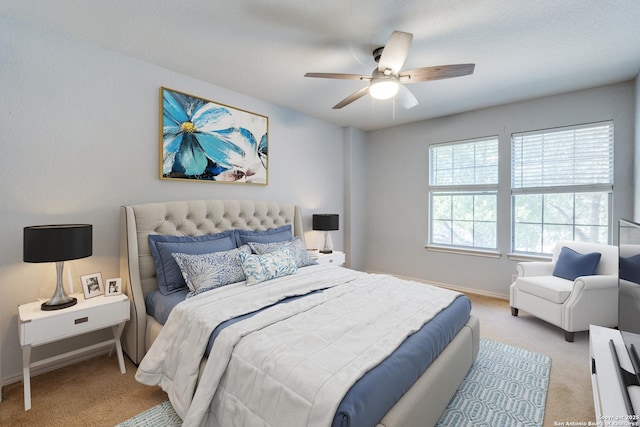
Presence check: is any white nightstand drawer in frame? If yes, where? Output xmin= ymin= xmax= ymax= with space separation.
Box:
xmin=314 ymin=251 xmax=346 ymax=266
xmin=19 ymin=297 xmax=129 ymax=346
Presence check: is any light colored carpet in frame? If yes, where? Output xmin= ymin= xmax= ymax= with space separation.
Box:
xmin=0 ymin=292 xmax=594 ymax=427
xmin=118 ymin=338 xmax=551 ymax=427
xmin=0 ymin=355 xmax=167 ymax=427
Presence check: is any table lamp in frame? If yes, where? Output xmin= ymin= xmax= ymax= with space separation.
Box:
xmin=23 ymin=224 xmax=92 ymax=310
xmin=312 ymin=214 xmax=339 ymax=254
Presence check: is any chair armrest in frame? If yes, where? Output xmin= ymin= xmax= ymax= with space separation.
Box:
xmin=516 ymin=261 xmax=554 ymax=277
xmin=574 ymin=274 xmax=618 ymax=290
xmin=563 ymin=274 xmax=619 ymax=331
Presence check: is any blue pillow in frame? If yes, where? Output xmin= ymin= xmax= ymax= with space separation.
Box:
xmin=148 ymin=230 xmax=236 ymax=295
xmin=235 ymin=224 xmax=293 ymax=246
xmin=552 ymin=246 xmax=601 ymax=281
xmin=620 ymin=254 xmax=640 ymax=283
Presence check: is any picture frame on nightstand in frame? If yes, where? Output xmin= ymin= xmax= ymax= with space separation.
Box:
xmin=105 ymin=278 xmax=122 ymax=296
xmin=80 ymin=273 xmax=104 ymax=299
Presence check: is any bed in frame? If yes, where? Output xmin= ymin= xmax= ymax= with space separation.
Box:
xmin=119 ymin=199 xmax=479 ymax=427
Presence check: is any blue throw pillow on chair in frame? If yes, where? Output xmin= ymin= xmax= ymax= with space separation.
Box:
xmin=619 ymin=254 xmax=640 ymax=283
xmin=552 ymin=246 xmax=601 ymax=281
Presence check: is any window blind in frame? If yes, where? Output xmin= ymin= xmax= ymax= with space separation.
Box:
xmin=429 ymin=136 xmax=499 ymax=250
xmin=430 ymin=137 xmax=499 ymax=188
xmin=512 ymin=121 xmax=613 ymax=190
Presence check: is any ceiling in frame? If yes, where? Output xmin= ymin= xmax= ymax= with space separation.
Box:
xmin=2 ymin=0 xmax=640 ymax=131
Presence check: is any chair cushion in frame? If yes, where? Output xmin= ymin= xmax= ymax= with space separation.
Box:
xmin=552 ymin=246 xmax=601 ymax=281
xmin=514 ymin=276 xmax=575 ymax=304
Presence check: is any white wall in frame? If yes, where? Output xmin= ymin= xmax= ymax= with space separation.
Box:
xmin=635 ymin=73 xmax=640 ymax=220
xmin=343 ymin=126 xmax=368 ymax=270
xmin=363 ymin=82 xmax=636 ymax=298
xmin=0 ymin=15 xmax=345 ymax=384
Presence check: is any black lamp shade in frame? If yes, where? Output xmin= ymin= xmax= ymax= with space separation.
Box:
xmin=24 ymin=224 xmax=92 ymax=263
xmin=312 ymin=214 xmax=339 ymax=231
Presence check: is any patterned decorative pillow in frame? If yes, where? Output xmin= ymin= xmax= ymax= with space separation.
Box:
xmin=238 ymin=248 xmax=297 ymax=286
xmin=248 ymin=237 xmax=318 ymax=268
xmin=172 ymin=245 xmax=251 ymax=297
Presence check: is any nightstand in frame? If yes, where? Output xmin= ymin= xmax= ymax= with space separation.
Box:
xmin=18 ymin=293 xmax=129 ymax=410
xmin=313 ymin=250 xmax=345 ymax=266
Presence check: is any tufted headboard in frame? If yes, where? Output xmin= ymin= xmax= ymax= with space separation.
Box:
xmin=119 ymin=199 xmax=304 ymax=363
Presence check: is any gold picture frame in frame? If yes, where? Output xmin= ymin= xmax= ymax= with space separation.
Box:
xmin=160 ymin=87 xmax=268 ymax=185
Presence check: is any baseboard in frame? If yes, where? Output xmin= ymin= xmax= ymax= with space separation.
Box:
xmin=364 ymin=269 xmax=510 ymax=301
xmin=1 ymin=344 xmax=112 ymax=388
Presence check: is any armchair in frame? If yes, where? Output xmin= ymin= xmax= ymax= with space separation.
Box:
xmin=510 ymin=240 xmax=618 ymax=342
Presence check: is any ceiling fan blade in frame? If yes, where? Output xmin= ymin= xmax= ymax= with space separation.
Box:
xmin=399 ymin=64 xmax=475 ymax=83
xmin=378 ymin=31 xmax=413 ymax=74
xmin=333 ymin=86 xmax=371 ymax=109
xmin=305 ymin=72 xmax=371 ymax=81
xmin=395 ymin=85 xmax=419 ymax=109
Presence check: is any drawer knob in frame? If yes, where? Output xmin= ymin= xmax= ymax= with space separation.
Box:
xmin=74 ymin=317 xmax=88 ymax=324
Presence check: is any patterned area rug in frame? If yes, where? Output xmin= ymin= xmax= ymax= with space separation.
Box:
xmin=116 ymin=339 xmax=550 ymax=427
xmin=117 ymin=401 xmax=182 ymax=427
xmin=436 ymin=338 xmax=551 ymax=427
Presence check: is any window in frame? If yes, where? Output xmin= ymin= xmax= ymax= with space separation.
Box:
xmin=428 ymin=137 xmax=499 ymax=250
xmin=511 ymin=122 xmax=613 ymax=255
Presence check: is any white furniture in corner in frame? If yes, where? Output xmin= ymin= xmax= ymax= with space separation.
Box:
xmin=510 ymin=240 xmax=618 ymax=342
xmin=590 ymin=325 xmax=640 ymax=422
xmin=314 ymin=250 xmax=345 ymax=266
xmin=18 ymin=293 xmax=129 ymax=410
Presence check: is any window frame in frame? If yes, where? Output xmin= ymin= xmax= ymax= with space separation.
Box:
xmin=427 ymin=136 xmax=500 ymax=253
xmin=510 ymin=121 xmax=614 ymax=256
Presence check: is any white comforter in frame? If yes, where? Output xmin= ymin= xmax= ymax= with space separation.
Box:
xmin=136 ymin=265 xmax=460 ymax=427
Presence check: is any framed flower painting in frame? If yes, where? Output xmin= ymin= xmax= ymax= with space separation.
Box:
xmin=160 ymin=87 xmax=268 ymax=184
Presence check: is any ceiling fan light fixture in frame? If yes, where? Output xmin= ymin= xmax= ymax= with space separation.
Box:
xmin=369 ymin=79 xmax=399 ymax=100
xmin=304 ymin=30 xmax=474 ymax=109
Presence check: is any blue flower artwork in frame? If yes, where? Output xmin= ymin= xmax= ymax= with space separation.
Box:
xmin=161 ymin=88 xmax=268 ymax=184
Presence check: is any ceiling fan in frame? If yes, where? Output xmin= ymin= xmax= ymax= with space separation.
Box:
xmin=305 ymin=31 xmax=475 ymax=110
